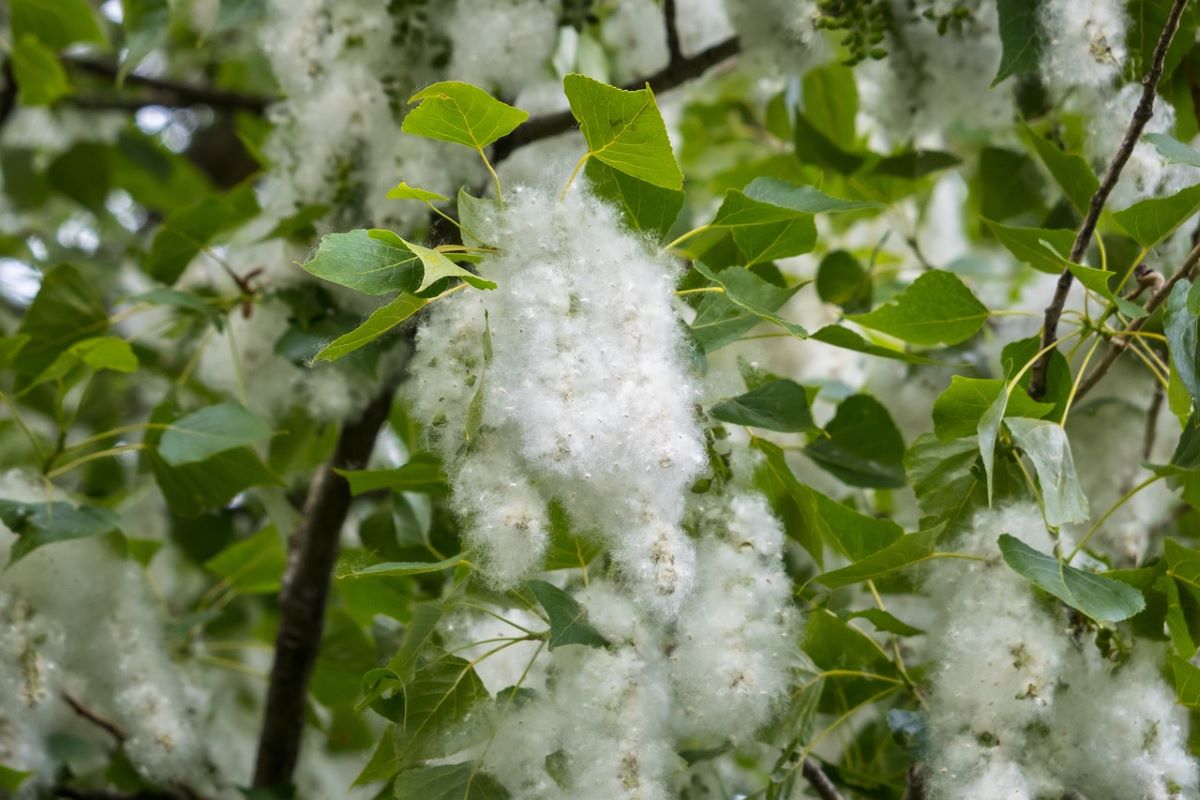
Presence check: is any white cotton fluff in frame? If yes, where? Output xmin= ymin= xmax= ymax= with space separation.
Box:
xmin=484 ymin=581 xmax=678 ymax=800
xmin=1039 ymin=0 xmax=1128 ymax=93
xmin=855 ymin=0 xmax=1010 ymax=147
xmin=923 ymin=504 xmax=1198 ymax=799
xmin=409 ymin=184 xmax=707 ymax=614
xmin=258 ymin=0 xmax=482 ymax=230
xmin=601 ymin=0 xmax=669 ymax=83
xmin=0 ymin=473 xmax=225 ymax=796
xmin=676 ymin=0 xmax=735 ymax=56
xmin=670 ymin=492 xmax=795 ymax=743
xmin=1082 ymin=83 xmax=1189 ymax=210
xmin=444 ymin=0 xmax=560 ymax=97
xmin=722 ymin=0 xmax=829 ymax=75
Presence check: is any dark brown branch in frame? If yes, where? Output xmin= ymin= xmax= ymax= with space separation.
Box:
xmin=62 ymin=691 xmax=126 ymax=743
xmin=801 ymin=758 xmax=845 ymax=800
xmin=1029 ymin=0 xmax=1190 ymax=399
xmin=491 ymin=35 xmax=741 ymax=164
xmin=902 ymin=764 xmax=927 ymax=800
xmin=60 ymin=56 xmax=270 ymax=113
xmin=1074 ymin=238 xmax=1200 ymax=402
xmin=663 ymin=0 xmax=684 ymax=63
xmin=0 ymin=60 xmax=17 ymax=129
xmin=251 ymin=386 xmax=395 ymax=789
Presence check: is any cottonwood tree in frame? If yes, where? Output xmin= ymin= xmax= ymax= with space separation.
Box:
xmin=2 ymin=1 xmax=1200 ymax=799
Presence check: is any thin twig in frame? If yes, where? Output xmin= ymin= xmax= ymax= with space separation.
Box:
xmin=60 ymin=56 xmax=270 ymax=113
xmin=801 ymin=758 xmax=845 ymax=800
xmin=903 ymin=764 xmax=927 ymax=800
xmin=251 ymin=387 xmax=395 ymax=789
xmin=1074 ymin=239 xmax=1200 ymax=401
xmin=491 ymin=35 xmax=741 ymax=163
xmin=1143 ymin=366 xmax=1166 ymax=459
xmin=62 ymin=691 xmax=126 ymax=743
xmin=1030 ymin=0 xmax=1190 ymax=398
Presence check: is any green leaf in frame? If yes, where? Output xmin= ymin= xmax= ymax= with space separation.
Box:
xmin=366 ymin=231 xmax=495 ymax=293
xmin=809 ymin=325 xmax=938 ymax=365
xmin=14 ymin=264 xmax=108 ymax=380
xmin=805 ymin=394 xmax=907 ymax=489
xmin=11 ymin=0 xmax=107 ymax=49
xmin=793 ymin=110 xmax=864 ymax=174
xmin=0 ymin=500 xmax=122 ymax=565
xmin=752 ymin=438 xmax=828 ymax=565
xmin=299 ymin=229 xmax=420 ymax=296
xmin=690 ymin=262 xmax=807 ymax=345
xmin=932 ymin=376 xmax=1054 ymax=440
xmin=754 ymin=436 xmax=905 ymax=563
xmin=159 ymin=403 xmax=273 ymax=466
xmin=1001 ymin=335 xmax=1073 ymax=421
xmin=584 ymin=159 xmax=683 ymax=240
xmin=984 ymin=219 xmax=1077 ymax=275
xmin=815 ymin=528 xmax=941 ymax=588
xmin=1129 ymin=0 xmax=1199 ymax=80
xmin=337 ymin=454 xmax=448 ymax=496
xmin=802 ymin=64 xmax=858 ymax=144
xmin=1021 ymin=124 xmax=1099 ymax=215
xmin=977 ymin=384 xmax=1009 ymax=504
xmin=258 ymin=203 xmax=330 ymax=242
xmin=1165 ymin=538 xmax=1200 ymax=593
xmin=993 ymin=0 xmax=1044 ymax=84
xmin=120 ymin=0 xmax=171 ymax=81
xmin=527 ymin=579 xmax=609 ymax=650
xmin=212 ymin=0 xmax=266 ymax=33
xmin=402 ymin=81 xmax=528 ymax=152
xmin=1165 ymin=280 xmax=1200 ymax=403
xmin=0 ymin=764 xmax=32 ymax=793
xmin=742 ymin=178 xmax=882 ymax=214
xmin=870 ymin=150 xmax=960 ymax=180
xmin=845 ymin=608 xmax=924 ymax=636
xmin=1067 ymin=262 xmax=1147 ymax=318
xmin=711 ymin=193 xmax=814 ymax=264
xmin=47 ymin=142 xmax=111 ymax=213
xmin=203 ymin=526 xmax=286 ymax=594
xmin=457 ymin=188 xmax=496 ymax=249
xmin=1113 ymin=183 xmax=1200 ymax=249
xmin=130 ymin=287 xmax=224 ymax=330
xmin=998 ymin=534 xmax=1146 ymax=621
xmin=336 ymin=553 xmax=466 ymax=580
xmin=906 ymin=434 xmax=991 ymax=535
xmin=849 ymin=270 xmax=988 ymax=347
xmin=1144 ymin=132 xmax=1200 ymax=167
xmin=394 ymin=655 xmax=490 ymax=761
xmin=710 ymin=378 xmax=816 ymax=432
xmin=314 ymin=293 xmax=429 ymax=362
xmin=393 ymin=763 xmax=510 ymax=800
xmin=1171 ymin=654 xmax=1200 ymax=708
xmin=1158 ymin=575 xmax=1197 ymax=658
xmin=563 ymin=73 xmax=682 ymax=189
xmin=1004 ymin=418 xmax=1089 ymax=526
xmin=148 ymin=447 xmax=279 ymax=517
xmin=816 ymin=250 xmax=871 ymax=312
xmin=145 ymin=184 xmax=260 ymax=284
xmin=11 ymin=35 xmax=71 ymax=106
xmin=27 ymin=335 xmax=139 ymax=391
xmin=386 ymin=182 xmax=449 ymax=203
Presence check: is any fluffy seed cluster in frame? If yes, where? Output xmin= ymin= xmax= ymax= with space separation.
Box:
xmin=443 ymin=0 xmax=560 ymax=97
xmin=479 ymin=490 xmax=796 ymax=798
xmin=0 ymin=473 xmax=222 ymax=797
xmin=923 ymin=504 xmax=1197 ymax=799
xmin=410 ymin=184 xmax=707 ymax=615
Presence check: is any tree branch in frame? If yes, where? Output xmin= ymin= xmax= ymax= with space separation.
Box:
xmin=1029 ymin=0 xmax=1190 ymax=399
xmin=663 ymin=0 xmax=684 ymax=64
xmin=1074 ymin=238 xmax=1200 ymax=402
xmin=62 ymin=691 xmax=126 ymax=743
xmin=491 ymin=35 xmax=741 ymax=164
xmin=60 ymin=56 xmax=270 ymax=113
xmin=251 ymin=386 xmax=395 ymax=789
xmin=801 ymin=758 xmax=846 ymax=800
xmin=902 ymin=764 xmax=927 ymax=800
